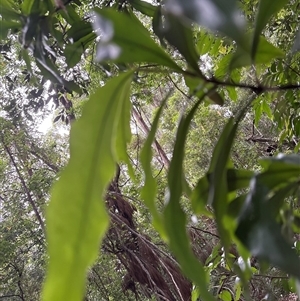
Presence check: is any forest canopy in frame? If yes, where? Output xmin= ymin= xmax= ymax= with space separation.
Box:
xmin=0 ymin=0 xmax=300 ymax=300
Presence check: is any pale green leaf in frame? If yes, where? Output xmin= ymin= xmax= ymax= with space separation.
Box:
xmin=42 ymin=71 xmax=133 ymax=301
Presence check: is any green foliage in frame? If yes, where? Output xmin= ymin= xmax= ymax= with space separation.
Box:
xmin=42 ymin=72 xmax=133 ymax=301
xmin=93 ymin=8 xmax=182 ymax=71
xmin=1 ymin=0 xmax=300 ymax=300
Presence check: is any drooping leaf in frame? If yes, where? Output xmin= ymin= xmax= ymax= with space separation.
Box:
xmin=42 ymin=71 xmax=133 ymax=301
xmin=140 ymin=92 xmax=172 ymax=235
xmin=164 ymin=0 xmax=246 ymax=48
xmin=252 ymin=0 xmax=289 ymax=58
xmin=207 ymin=118 xmax=238 ymax=249
xmin=164 ymin=94 xmax=215 ymax=301
xmin=156 ymin=12 xmax=203 ymax=76
xmin=22 ymin=14 xmax=40 ymax=48
xmin=92 ymin=8 xmax=182 ymax=72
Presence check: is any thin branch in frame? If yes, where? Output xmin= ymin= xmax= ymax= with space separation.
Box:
xmin=1 ymin=140 xmax=45 ymax=233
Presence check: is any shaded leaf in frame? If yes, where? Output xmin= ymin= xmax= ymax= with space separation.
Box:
xmin=164 ymin=94 xmax=215 ymax=301
xmin=0 ymin=20 xmax=22 ymax=40
xmin=157 ymin=12 xmax=203 ymax=76
xmin=0 ymin=0 xmax=21 ymax=20
xmin=236 ymin=179 xmax=300 ymax=279
xmin=64 ymin=32 xmax=96 ymax=68
xmin=230 ymin=35 xmax=284 ymax=70
xmin=129 ymin=0 xmax=157 ymax=17
xmin=66 ymin=21 xmax=93 ymax=43
xmin=42 ymin=71 xmax=133 ymax=301
xmin=92 ymin=8 xmax=182 ymax=72
xmin=252 ymin=0 xmax=289 ymax=58
xmin=165 ymin=0 xmax=246 ymax=48
xmin=140 ymin=92 xmax=172 ymax=235
xmin=208 ymin=118 xmax=238 ymax=250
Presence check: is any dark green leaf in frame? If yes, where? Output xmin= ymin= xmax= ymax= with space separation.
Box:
xmin=129 ymin=0 xmax=157 ymax=17
xmin=0 ymin=0 xmax=20 ymax=21
xmin=21 ymin=0 xmax=40 ymax=15
xmin=157 ymin=12 xmax=203 ymax=76
xmin=140 ymin=92 xmax=172 ymax=234
xmin=227 ymin=195 xmax=246 ymax=219
xmin=236 ymin=178 xmax=300 ymax=279
xmin=164 ymin=95 xmax=215 ymax=301
xmin=42 ymin=71 xmax=133 ymax=301
xmin=208 ymin=118 xmax=238 ymax=250
xmin=227 ymin=169 xmax=254 ymax=191
xmin=64 ymin=32 xmax=96 ymax=68
xmin=260 ymin=154 xmax=300 ymax=169
xmin=93 ymin=8 xmax=182 ymax=72
xmin=191 ymin=176 xmax=209 ymax=214
xmin=165 ymin=0 xmax=246 ymax=48
xmin=0 ymin=20 xmax=22 ymax=40
xmin=252 ymin=0 xmax=289 ymax=58
xmin=230 ymin=35 xmax=284 ymax=70
xmin=59 ymin=4 xmax=81 ymax=25
xmin=66 ymin=21 xmax=93 ymax=43
xmin=22 ymin=14 xmax=40 ymax=48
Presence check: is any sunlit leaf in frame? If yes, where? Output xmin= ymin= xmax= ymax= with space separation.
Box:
xmin=93 ymin=8 xmax=182 ymax=72
xmin=42 ymin=71 xmax=133 ymax=301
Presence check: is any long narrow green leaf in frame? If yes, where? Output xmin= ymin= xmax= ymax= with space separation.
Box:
xmin=140 ymin=92 xmax=172 ymax=235
xmin=93 ymin=8 xmax=183 ymax=72
xmin=164 ymin=95 xmax=216 ymax=301
xmin=252 ymin=0 xmax=289 ymax=58
xmin=42 ymin=71 xmax=133 ymax=301
xmin=158 ymin=12 xmax=203 ymax=76
xmin=208 ymin=118 xmax=238 ymax=250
